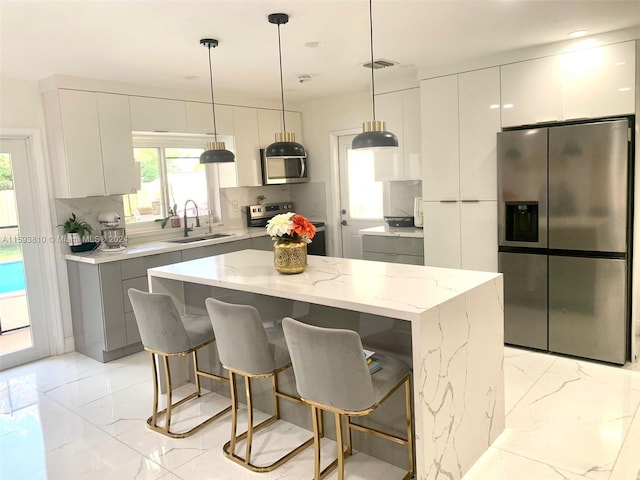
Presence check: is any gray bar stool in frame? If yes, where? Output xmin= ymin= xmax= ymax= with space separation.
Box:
xmin=205 ymin=297 xmax=315 ymax=472
xmin=282 ymin=316 xmax=414 ymax=480
xmin=128 ymin=288 xmax=231 ymax=438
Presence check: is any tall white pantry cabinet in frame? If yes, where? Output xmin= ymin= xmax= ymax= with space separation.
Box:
xmin=420 ymin=40 xmax=636 ymax=273
xmin=421 ymin=68 xmax=500 ymax=272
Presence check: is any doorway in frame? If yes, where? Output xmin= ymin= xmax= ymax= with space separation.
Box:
xmin=336 ymin=134 xmax=384 ymax=259
xmin=0 ymin=137 xmax=52 ymax=369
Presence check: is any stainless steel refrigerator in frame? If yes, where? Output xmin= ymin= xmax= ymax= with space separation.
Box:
xmin=497 ymin=118 xmax=632 ymax=364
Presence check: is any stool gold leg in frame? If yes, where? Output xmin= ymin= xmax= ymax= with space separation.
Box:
xmin=192 ymin=351 xmax=201 ymax=396
xmin=346 ymin=415 xmax=353 ymax=456
xmin=229 ymin=371 xmax=239 ymax=456
xmin=162 ymin=355 xmax=172 ymax=433
xmin=335 ymin=413 xmax=345 ymax=480
xmin=312 ymin=406 xmax=322 ymax=480
xmin=272 ymin=374 xmax=280 ymax=418
xmin=149 ymin=353 xmax=159 ymax=428
xmin=244 ymin=375 xmax=253 ymax=465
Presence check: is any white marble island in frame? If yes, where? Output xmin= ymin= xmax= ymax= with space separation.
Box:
xmin=147 ymin=249 xmax=504 ymax=479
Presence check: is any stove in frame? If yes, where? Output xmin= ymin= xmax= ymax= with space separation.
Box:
xmin=245 ymin=202 xmax=326 ymax=255
xmin=245 ymin=202 xmax=295 ymax=228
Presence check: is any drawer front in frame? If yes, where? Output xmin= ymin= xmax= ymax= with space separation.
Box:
xmin=363 ymin=251 xmax=424 ymax=265
xmin=122 ymin=276 xmax=149 ymax=312
xmin=362 ymin=236 xmax=423 ymax=256
xmin=120 ymin=251 xmax=182 ymax=279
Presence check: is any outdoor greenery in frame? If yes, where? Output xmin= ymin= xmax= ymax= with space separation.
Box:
xmin=0 ymin=244 xmax=22 ymax=262
xmin=0 ymin=153 xmax=14 ymax=190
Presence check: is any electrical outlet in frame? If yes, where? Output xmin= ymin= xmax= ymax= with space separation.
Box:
xmin=232 ymin=201 xmax=239 ymax=211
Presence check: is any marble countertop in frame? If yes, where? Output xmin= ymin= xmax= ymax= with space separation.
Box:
xmin=359 ymin=225 xmax=424 ymax=238
xmin=65 ymin=223 xmax=327 ymax=265
xmin=64 ymin=226 xmax=267 ymax=264
xmin=148 ymin=249 xmax=500 ymax=321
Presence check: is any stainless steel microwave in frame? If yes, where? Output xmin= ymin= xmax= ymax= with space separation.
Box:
xmin=261 ymin=149 xmax=308 ymax=185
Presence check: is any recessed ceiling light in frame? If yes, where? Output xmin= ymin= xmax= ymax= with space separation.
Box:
xmin=568 ymin=30 xmax=588 ymax=38
xmin=184 ymin=75 xmax=198 ymax=81
xmin=305 ymin=41 xmax=324 ymax=48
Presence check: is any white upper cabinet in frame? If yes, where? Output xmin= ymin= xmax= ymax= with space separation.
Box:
xmin=459 ymin=67 xmax=500 ymax=201
xmin=501 ymin=56 xmax=564 ymax=127
xmin=43 ymin=89 xmax=136 ymax=198
xmin=421 ymin=75 xmax=460 ymax=200
xmin=284 ymin=111 xmax=303 ymax=145
xmin=96 ymin=93 xmax=136 ymax=195
xmin=129 ymin=96 xmax=187 ymax=132
xmin=373 ymin=91 xmax=404 ymax=180
xmin=562 ymin=41 xmax=636 ymax=120
xmin=257 ymin=109 xmax=282 ymax=148
xmin=373 ymin=88 xmax=421 ymax=181
xmin=185 ymin=101 xmax=234 ymax=135
xmin=402 ymin=88 xmax=422 ymax=180
xmin=232 ymin=106 xmax=262 ymax=187
xmin=257 ymin=109 xmax=303 ymax=149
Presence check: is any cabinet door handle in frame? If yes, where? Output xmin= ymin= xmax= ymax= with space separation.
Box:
xmin=439 ymin=200 xmax=458 ymax=203
xmin=461 ymin=199 xmax=480 ymax=203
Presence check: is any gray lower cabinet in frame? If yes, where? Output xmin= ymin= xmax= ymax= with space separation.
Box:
xmin=362 ymin=236 xmax=424 ymax=266
xmin=68 ymin=240 xmax=255 ymax=362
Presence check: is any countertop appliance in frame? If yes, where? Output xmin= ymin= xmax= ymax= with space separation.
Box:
xmin=261 ymin=148 xmax=308 ymax=185
xmin=245 ymin=202 xmax=326 ymax=255
xmin=98 ymin=212 xmax=127 ymax=251
xmin=498 ymin=118 xmax=632 ymax=364
xmin=414 ymin=197 xmax=423 ymax=228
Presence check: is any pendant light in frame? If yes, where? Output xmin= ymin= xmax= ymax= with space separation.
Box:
xmin=352 ymin=0 xmax=398 ymax=150
xmin=199 ymin=38 xmax=235 ymax=164
xmin=265 ymin=13 xmax=307 ymax=158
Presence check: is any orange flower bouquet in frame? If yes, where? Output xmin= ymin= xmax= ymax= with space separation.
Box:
xmin=266 ymin=212 xmax=316 ymax=244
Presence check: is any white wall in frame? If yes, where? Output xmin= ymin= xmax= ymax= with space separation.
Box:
xmin=301 ymin=90 xmax=369 ymax=254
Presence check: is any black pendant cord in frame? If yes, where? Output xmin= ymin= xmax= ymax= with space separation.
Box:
xmin=369 ymin=0 xmax=376 ymax=122
xmin=277 ymin=23 xmax=287 ymax=133
xmin=207 ymin=44 xmax=218 ymax=142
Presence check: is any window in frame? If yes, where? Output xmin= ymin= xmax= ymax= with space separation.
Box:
xmin=124 ymin=134 xmax=230 ymax=228
xmin=347 ymin=148 xmax=383 ymax=219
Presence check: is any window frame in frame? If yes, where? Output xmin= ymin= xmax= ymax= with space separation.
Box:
xmin=124 ymin=132 xmax=228 ymax=235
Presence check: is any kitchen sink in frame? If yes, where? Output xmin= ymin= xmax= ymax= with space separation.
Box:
xmin=167 ymin=233 xmax=235 ymax=244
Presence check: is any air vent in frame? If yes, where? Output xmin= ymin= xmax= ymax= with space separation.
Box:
xmin=362 ymin=59 xmax=397 ymax=69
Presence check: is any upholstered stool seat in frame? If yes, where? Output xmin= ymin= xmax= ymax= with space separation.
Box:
xmin=205 ymin=297 xmax=315 ymax=472
xmin=282 ymin=317 xmax=414 ymax=480
xmin=128 ymin=288 xmax=231 ymax=438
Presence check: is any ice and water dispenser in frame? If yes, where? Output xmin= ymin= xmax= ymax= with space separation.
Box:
xmin=505 ymin=201 xmax=539 ymax=243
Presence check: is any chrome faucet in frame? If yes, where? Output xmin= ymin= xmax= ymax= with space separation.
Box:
xmin=183 ymin=199 xmax=200 ymax=237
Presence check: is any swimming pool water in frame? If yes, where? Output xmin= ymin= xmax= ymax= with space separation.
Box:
xmin=0 ymin=260 xmax=26 ymax=294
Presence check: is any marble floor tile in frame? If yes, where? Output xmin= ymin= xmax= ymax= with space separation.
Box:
xmin=463 ymin=447 xmax=590 ymax=479
xmin=609 ymin=403 xmax=640 ymax=480
xmin=548 ymin=355 xmax=640 ymax=391
xmin=495 ymin=371 xmax=640 ymax=479
xmin=1 ymin=348 xmax=639 ymax=480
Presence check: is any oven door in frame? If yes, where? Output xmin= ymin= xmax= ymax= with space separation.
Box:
xmin=261 ymin=150 xmax=308 ymax=185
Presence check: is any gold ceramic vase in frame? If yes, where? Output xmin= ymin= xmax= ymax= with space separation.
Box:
xmin=274 ymin=240 xmax=307 ymax=274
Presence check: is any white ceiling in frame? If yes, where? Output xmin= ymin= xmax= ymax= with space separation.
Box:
xmin=2 ymin=0 xmax=640 ymax=103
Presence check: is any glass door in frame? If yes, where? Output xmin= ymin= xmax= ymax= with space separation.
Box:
xmin=0 ymin=138 xmax=50 ymax=368
xmin=337 ymin=134 xmax=384 ymax=259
